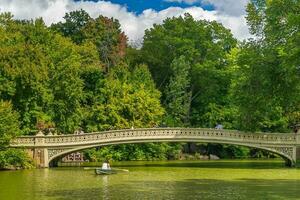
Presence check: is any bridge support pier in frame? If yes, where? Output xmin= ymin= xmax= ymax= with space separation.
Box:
xmin=26 ymin=132 xmax=50 ymax=168
xmin=296 ymin=147 xmax=300 ymax=167
xmin=296 ymin=131 xmax=300 ymax=167
xmin=26 ymin=148 xmax=49 ymax=168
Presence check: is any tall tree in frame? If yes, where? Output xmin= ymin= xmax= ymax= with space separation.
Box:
xmin=52 ymin=11 xmax=127 ymax=72
xmin=82 ymin=16 xmax=127 ymax=71
xmin=51 ymin=9 xmax=91 ymax=44
xmin=142 ymin=14 xmax=237 ymax=127
xmin=0 ymin=101 xmax=20 ymax=150
xmin=0 ymin=14 xmax=90 ymax=133
xmin=85 ymin=64 xmax=164 ymax=131
xmin=231 ymin=0 xmax=300 ymax=132
xmin=164 ymin=56 xmax=191 ymax=126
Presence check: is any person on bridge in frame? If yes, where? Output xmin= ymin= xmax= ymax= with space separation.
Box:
xmin=101 ymin=160 xmax=111 ymax=170
xmin=215 ymin=124 xmax=223 ymax=130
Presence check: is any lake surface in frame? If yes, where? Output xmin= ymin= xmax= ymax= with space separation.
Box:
xmin=0 ymin=160 xmax=300 ymax=200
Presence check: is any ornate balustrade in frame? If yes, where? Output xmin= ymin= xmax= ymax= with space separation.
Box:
xmin=9 ymin=128 xmax=300 ymax=168
xmin=11 ymin=128 xmax=297 ymax=147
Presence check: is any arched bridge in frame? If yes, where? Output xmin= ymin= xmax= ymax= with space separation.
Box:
xmin=10 ymin=128 xmax=300 ymax=168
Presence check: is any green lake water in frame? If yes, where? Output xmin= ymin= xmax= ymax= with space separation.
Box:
xmin=0 ymin=160 xmax=300 ymax=200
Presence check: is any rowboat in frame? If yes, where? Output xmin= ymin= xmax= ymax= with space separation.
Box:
xmin=95 ymin=168 xmax=117 ymax=175
xmin=94 ymin=167 xmax=129 ymax=175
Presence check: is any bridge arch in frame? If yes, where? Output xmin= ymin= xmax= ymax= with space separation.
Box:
xmin=11 ymin=128 xmax=298 ymax=167
xmin=48 ymin=138 xmax=294 ymax=167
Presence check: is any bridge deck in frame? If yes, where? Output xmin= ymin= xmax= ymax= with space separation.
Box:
xmin=10 ymin=128 xmax=300 ymax=168
xmin=11 ymin=128 xmax=298 ymax=147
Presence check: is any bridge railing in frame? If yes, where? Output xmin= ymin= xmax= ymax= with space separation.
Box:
xmin=11 ymin=128 xmax=297 ymax=147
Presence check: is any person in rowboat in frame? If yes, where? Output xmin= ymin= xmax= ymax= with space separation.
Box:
xmin=101 ymin=160 xmax=111 ymax=170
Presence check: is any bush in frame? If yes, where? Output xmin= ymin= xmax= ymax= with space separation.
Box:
xmin=0 ymin=149 xmax=34 ymax=169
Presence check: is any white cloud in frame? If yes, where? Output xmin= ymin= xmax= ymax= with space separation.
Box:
xmin=164 ymin=0 xmax=249 ymax=16
xmin=164 ymin=0 xmax=199 ymax=5
xmin=203 ymin=0 xmax=249 ymax=16
xmin=0 ymin=0 xmax=250 ymax=44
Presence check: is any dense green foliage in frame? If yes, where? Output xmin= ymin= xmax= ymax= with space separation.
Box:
xmin=0 ymin=14 xmax=87 ymax=133
xmin=0 ymin=148 xmax=33 ymax=169
xmin=0 ymin=101 xmax=33 ymax=169
xmin=164 ymin=56 xmax=191 ymax=126
xmin=83 ymin=64 xmax=164 ymax=131
xmin=232 ymin=0 xmax=300 ymax=131
xmin=84 ymin=143 xmax=182 ymax=162
xmin=0 ymin=101 xmax=19 ymax=150
xmin=0 ymin=0 xmax=299 ymax=166
xmin=141 ymin=13 xmax=237 ymax=128
xmin=52 ymin=9 xmax=127 ymax=72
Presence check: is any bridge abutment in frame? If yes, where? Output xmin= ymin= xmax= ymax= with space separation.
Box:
xmin=25 ymin=148 xmax=48 ymax=168
xmin=296 ymin=147 xmax=300 ymax=167
xmin=296 ymin=131 xmax=300 ymax=167
xmin=28 ymin=131 xmax=49 ymax=168
xmin=32 ymin=148 xmax=48 ymax=168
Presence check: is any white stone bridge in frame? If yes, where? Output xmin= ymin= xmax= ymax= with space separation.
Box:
xmin=10 ymin=128 xmax=300 ymax=167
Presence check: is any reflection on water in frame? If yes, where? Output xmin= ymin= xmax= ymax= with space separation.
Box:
xmin=102 ymin=175 xmax=109 ymax=200
xmin=0 ymin=160 xmax=299 ymax=200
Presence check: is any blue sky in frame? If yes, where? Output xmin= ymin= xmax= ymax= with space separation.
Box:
xmin=0 ymin=0 xmax=250 ymax=43
xmin=78 ymin=0 xmax=215 ymax=14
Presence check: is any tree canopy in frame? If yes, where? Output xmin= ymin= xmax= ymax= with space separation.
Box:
xmin=0 ymin=1 xmax=299 ymax=167
xmin=231 ymin=0 xmax=300 ymax=131
xmin=141 ymin=13 xmax=237 ymax=128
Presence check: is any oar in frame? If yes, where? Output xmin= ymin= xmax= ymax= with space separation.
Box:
xmin=112 ymin=168 xmax=129 ymax=172
xmin=84 ymin=167 xmax=129 ymax=172
xmin=84 ymin=167 xmax=99 ymax=170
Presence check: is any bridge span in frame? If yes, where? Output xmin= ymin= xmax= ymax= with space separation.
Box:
xmin=10 ymin=128 xmax=300 ymax=168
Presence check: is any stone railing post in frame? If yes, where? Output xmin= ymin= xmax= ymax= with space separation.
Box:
xmin=33 ymin=131 xmax=49 ymax=168
xmin=294 ymin=125 xmax=300 ymax=167
xmin=296 ymin=137 xmax=300 ymax=167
